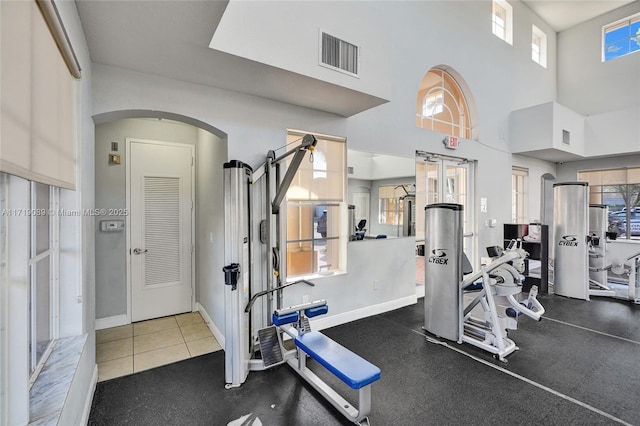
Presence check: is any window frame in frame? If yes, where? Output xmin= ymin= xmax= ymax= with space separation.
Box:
xmin=284 ymin=130 xmax=347 ymax=280
xmin=27 ymin=182 xmax=60 ymax=388
xmin=378 ymin=184 xmax=412 ymax=226
xmin=492 ymin=0 xmax=513 ymax=45
xmin=416 ymin=69 xmax=472 ymax=139
xmin=531 ymin=24 xmax=547 ymax=68
xmin=602 ymin=12 xmax=640 ymax=62
xmin=578 ymin=167 xmax=640 ymax=240
xmin=512 ymin=167 xmax=529 ymax=224
xmin=422 ymin=91 xmax=444 ymax=117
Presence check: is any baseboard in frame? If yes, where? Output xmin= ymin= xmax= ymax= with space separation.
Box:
xmin=95 ymin=314 xmax=128 ymax=330
xmin=309 ymin=294 xmax=418 ymax=331
xmin=195 ymin=296 xmax=417 ymax=347
xmin=196 ymin=303 xmax=225 ymax=350
xmin=416 ymin=284 xmax=425 ymax=298
xmin=80 ymin=365 xmax=98 ymax=425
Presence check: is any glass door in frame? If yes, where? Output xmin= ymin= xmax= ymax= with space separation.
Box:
xmin=416 ymin=152 xmax=475 ymax=268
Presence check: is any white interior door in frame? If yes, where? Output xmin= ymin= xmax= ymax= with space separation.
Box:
xmin=128 ymin=139 xmax=194 ymax=322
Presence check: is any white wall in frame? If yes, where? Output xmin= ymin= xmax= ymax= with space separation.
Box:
xmin=195 ymin=129 xmax=228 ymax=336
xmin=211 ymin=0 xmax=391 ymax=100
xmin=91 ymin=0 xmax=559 ymax=330
xmin=558 ymin=1 xmax=640 ymax=157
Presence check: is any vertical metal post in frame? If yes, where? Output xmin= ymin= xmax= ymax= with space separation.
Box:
xmin=424 ymin=203 xmax=464 ymax=341
xmin=589 ymin=204 xmax=608 ymax=288
xmin=223 ymin=161 xmax=253 ymax=388
xmin=553 ymin=182 xmax=589 ymax=300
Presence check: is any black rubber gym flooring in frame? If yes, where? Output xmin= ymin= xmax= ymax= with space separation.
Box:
xmin=89 ymin=294 xmax=640 ymax=425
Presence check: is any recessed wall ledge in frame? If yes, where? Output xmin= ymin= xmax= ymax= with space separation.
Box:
xmin=29 ymin=334 xmax=88 ymax=425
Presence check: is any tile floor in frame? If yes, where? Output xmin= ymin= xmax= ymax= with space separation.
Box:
xmin=96 ymin=312 xmax=222 ymax=382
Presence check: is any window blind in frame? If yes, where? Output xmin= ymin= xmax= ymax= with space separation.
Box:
xmin=1 ymin=0 xmax=79 ymax=190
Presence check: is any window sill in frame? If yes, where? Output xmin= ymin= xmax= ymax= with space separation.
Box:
xmin=286 ymin=270 xmax=346 ymax=283
xmin=29 ymin=334 xmax=88 ymax=425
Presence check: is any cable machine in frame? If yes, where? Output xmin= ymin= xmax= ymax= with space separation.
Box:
xmin=423 ymin=203 xmax=545 ymax=361
xmin=553 ymin=182 xmax=640 ymax=303
xmin=222 ymin=134 xmax=380 ymax=425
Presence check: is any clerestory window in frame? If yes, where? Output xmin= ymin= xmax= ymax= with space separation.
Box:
xmin=532 ymin=25 xmax=547 ymax=68
xmin=492 ymin=0 xmax=513 ymax=45
xmin=603 ymin=13 xmax=640 ymax=62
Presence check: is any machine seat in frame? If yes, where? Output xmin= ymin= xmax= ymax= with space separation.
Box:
xmin=294 ymin=331 xmax=381 ymax=390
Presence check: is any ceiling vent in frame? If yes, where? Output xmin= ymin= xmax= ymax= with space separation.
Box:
xmin=320 ymin=32 xmax=359 ymax=76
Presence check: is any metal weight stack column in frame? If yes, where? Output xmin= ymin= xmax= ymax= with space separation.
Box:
xmin=223 ymin=160 xmax=253 ymax=388
xmin=589 ymin=204 xmax=608 ymax=288
xmin=553 ymin=182 xmax=589 ymax=300
xmin=424 ymin=203 xmax=464 ymax=342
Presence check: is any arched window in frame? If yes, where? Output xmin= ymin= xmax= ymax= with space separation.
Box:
xmin=416 ymin=68 xmax=471 ymax=139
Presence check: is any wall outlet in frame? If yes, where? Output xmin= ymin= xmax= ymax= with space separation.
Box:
xmin=373 ymin=280 xmax=379 ymax=290
xmin=302 ymin=294 xmax=309 ymax=304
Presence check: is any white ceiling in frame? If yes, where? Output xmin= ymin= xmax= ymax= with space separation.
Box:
xmin=522 ymin=0 xmax=636 ymax=32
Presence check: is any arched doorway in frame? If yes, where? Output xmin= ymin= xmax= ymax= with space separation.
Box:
xmin=93 ymin=111 xmax=228 ymax=380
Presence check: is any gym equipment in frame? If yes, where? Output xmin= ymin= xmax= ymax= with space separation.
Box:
xmin=589 ymin=204 xmax=640 ymax=302
xmin=223 ymin=134 xmax=380 ymax=425
xmin=423 ymin=203 xmax=545 ymax=361
xmin=552 ymin=182 xmax=640 ymax=303
xmin=553 ymin=182 xmax=590 ymax=299
xmin=271 ymin=300 xmax=380 ymax=425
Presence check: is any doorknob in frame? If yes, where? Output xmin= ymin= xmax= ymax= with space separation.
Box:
xmin=132 ymin=248 xmax=148 ymax=255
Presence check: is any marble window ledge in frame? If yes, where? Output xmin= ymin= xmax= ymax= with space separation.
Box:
xmin=29 ymin=334 xmax=88 ymax=425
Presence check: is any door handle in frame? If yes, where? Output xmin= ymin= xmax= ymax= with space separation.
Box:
xmin=132 ymin=248 xmax=148 ymax=255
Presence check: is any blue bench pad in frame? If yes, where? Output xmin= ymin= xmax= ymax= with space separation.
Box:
xmin=272 ymin=312 xmax=299 ymax=326
xmin=294 ymin=331 xmax=381 ymax=389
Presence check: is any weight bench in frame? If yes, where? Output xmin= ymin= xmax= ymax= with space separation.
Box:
xmin=273 ymin=303 xmax=380 ymax=425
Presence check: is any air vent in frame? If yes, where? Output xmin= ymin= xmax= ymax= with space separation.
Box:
xmin=320 ymin=32 xmax=359 ymax=76
xmin=562 ymin=129 xmax=570 ymax=145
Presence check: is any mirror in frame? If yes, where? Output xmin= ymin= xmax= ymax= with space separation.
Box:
xmin=347 ymin=149 xmax=416 ymax=239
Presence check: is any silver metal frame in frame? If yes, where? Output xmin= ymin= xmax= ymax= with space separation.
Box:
xmin=276 ymin=302 xmax=374 ymax=425
xmin=424 ymin=203 xmax=545 ymax=361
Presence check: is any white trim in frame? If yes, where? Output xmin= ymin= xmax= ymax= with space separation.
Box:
xmin=308 ymin=295 xmax=417 ymax=331
xmin=80 ymin=365 xmax=98 ymax=426
xmin=416 ymin=284 xmax=425 ymax=298
xmin=95 ymin=314 xmax=128 ymax=331
xmin=125 ymin=140 xmax=133 ymax=324
xmin=197 ymin=303 xmax=225 ymax=349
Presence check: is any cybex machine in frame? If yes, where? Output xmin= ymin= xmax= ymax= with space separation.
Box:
xmin=553 ymin=182 xmax=640 ymax=303
xmin=423 ymin=203 xmax=545 ymax=361
xmin=223 ymin=135 xmax=380 ymax=425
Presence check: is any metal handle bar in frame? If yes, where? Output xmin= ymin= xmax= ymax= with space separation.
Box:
xmin=244 ymin=279 xmax=315 ymax=313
